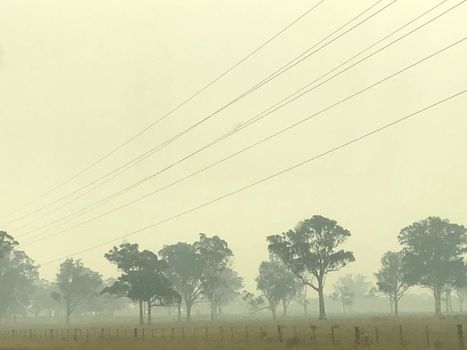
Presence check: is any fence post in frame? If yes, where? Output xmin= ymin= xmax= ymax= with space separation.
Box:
xmin=277 ymin=325 xmax=283 ymax=343
xmin=134 ymin=328 xmax=138 ymax=341
xmin=375 ymin=326 xmax=379 ymax=344
xmin=100 ymin=328 xmax=104 ymax=340
xmin=331 ymin=326 xmax=336 ymax=345
xmin=245 ymin=326 xmax=248 ymax=339
xmin=458 ymin=324 xmax=465 ymax=350
xmin=354 ymin=326 xmax=361 ymax=345
xmin=399 ymin=325 xmax=404 ymax=346
xmin=219 ymin=326 xmax=224 ymax=342
xmin=260 ymin=326 xmax=265 ymax=341
xmin=310 ymin=325 xmax=317 ymax=343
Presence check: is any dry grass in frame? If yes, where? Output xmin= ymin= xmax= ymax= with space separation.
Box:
xmin=0 ymin=315 xmax=465 ymax=350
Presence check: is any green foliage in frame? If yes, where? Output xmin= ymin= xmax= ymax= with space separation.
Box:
xmin=194 ymin=233 xmax=233 ymax=320
xmin=331 ymin=274 xmax=370 ymax=313
xmin=267 ymin=215 xmax=354 ymax=319
xmin=104 ymin=243 xmax=179 ymax=324
xmin=255 ymin=259 xmax=300 ymax=319
xmin=375 ymin=251 xmax=409 ymax=314
xmin=55 ymin=258 xmax=103 ymax=323
xmin=398 ymin=216 xmax=467 ymax=314
xmin=159 ymin=242 xmax=204 ymax=320
xmin=0 ymin=231 xmax=38 ymax=319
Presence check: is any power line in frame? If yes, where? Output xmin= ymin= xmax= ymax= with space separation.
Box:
xmin=3 ymin=0 xmax=392 ymax=227
xmin=0 ymin=0 xmax=327 ymax=222
xmin=22 ymin=36 xmax=467 ymax=247
xmin=39 ymin=89 xmax=467 ymax=266
xmin=17 ymin=0 xmax=462 ymax=241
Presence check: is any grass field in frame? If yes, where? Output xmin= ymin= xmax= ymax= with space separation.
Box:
xmin=0 ymin=315 xmax=466 ymax=349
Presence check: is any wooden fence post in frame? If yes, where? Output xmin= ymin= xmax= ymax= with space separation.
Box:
xmin=425 ymin=325 xmax=430 ymax=346
xmin=354 ymin=326 xmax=361 ymax=345
xmin=399 ymin=325 xmax=404 ymax=346
xmin=310 ymin=325 xmax=317 ymax=343
xmin=331 ymin=326 xmax=336 ymax=345
xmin=375 ymin=326 xmax=379 ymax=344
xmin=134 ymin=328 xmax=138 ymax=341
xmin=260 ymin=326 xmax=264 ymax=341
xmin=458 ymin=324 xmax=465 ymax=350
xmin=277 ymin=325 xmax=283 ymax=343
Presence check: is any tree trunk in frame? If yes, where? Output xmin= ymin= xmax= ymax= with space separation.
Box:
xmin=303 ymin=298 xmax=308 ymax=315
xmin=177 ymin=302 xmax=181 ymax=322
xmin=147 ymin=300 xmax=152 ymax=325
xmin=65 ymin=301 xmax=71 ymax=324
xmin=139 ymin=301 xmax=144 ymax=325
xmin=394 ymin=296 xmax=399 ymax=316
xmin=317 ymin=280 xmax=326 ymax=320
xmin=434 ymin=286 xmax=442 ymax=315
xmin=210 ymin=294 xmax=216 ymax=321
xmin=185 ymin=299 xmax=193 ymax=321
xmin=271 ymin=304 xmax=277 ymax=320
xmin=342 ymin=300 xmax=346 ymax=314
xmin=282 ymin=299 xmax=288 ymax=317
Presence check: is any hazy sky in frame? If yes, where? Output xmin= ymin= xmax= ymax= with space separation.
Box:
xmin=0 ymin=0 xmax=466 ymax=293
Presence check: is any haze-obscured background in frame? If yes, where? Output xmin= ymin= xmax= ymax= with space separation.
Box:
xmin=0 ymin=0 xmax=466 ymax=294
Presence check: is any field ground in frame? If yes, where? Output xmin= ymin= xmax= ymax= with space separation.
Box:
xmin=0 ymin=315 xmax=466 ymax=349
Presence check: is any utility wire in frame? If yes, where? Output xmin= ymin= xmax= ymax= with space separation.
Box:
xmin=22 ymin=36 xmax=467 ymax=247
xmin=39 ymin=89 xmax=467 ymax=266
xmin=3 ymin=0 xmax=392 ymax=227
xmin=0 ymin=0 xmax=327 ymax=222
xmin=17 ymin=0 xmax=461 ymax=241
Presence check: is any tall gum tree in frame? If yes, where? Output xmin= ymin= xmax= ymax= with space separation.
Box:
xmin=267 ymin=215 xmax=355 ymax=320
xmin=398 ymin=216 xmax=467 ymax=315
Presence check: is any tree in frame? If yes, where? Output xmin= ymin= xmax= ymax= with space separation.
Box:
xmin=375 ymin=251 xmax=409 ymax=315
xmin=255 ymin=260 xmax=300 ymax=319
xmin=331 ymin=274 xmax=370 ymax=313
xmin=213 ymin=267 xmax=243 ymax=317
xmin=398 ymin=217 xmax=467 ymax=315
xmin=194 ymin=233 xmax=233 ymax=321
xmin=31 ymin=279 xmax=60 ymax=318
xmin=454 ymin=264 xmax=467 ymax=312
xmin=55 ymin=258 xmax=103 ymax=324
xmin=159 ymin=242 xmax=204 ymax=321
xmin=267 ymin=215 xmax=355 ymax=320
xmin=104 ymin=243 xmax=178 ymax=324
xmin=0 ymin=232 xmax=38 ymax=320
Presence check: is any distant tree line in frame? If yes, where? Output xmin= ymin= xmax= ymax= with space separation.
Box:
xmin=0 ymin=215 xmax=466 ymax=323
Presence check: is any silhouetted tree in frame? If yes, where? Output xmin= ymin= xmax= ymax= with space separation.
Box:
xmin=159 ymin=242 xmax=204 ymax=321
xmin=0 ymin=232 xmax=38 ymax=320
xmin=399 ymin=217 xmax=467 ymax=315
xmin=55 ymin=258 xmax=102 ymax=324
xmin=331 ymin=274 xmax=370 ymax=313
xmin=375 ymin=251 xmax=409 ymax=315
xmin=213 ymin=267 xmax=243 ymax=317
xmin=104 ymin=243 xmax=178 ymax=324
xmin=255 ymin=259 xmax=300 ymax=319
xmin=267 ymin=215 xmax=355 ymax=320
xmin=195 ymin=233 xmax=232 ymax=321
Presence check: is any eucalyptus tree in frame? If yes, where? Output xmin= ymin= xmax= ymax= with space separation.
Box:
xmin=375 ymin=251 xmax=409 ymax=315
xmin=399 ymin=217 xmax=467 ymax=315
xmin=54 ymin=258 xmax=102 ymax=324
xmin=159 ymin=242 xmax=204 ymax=321
xmin=104 ymin=243 xmax=178 ymax=324
xmin=267 ymin=215 xmax=355 ymax=320
xmin=0 ymin=231 xmax=38 ymax=320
